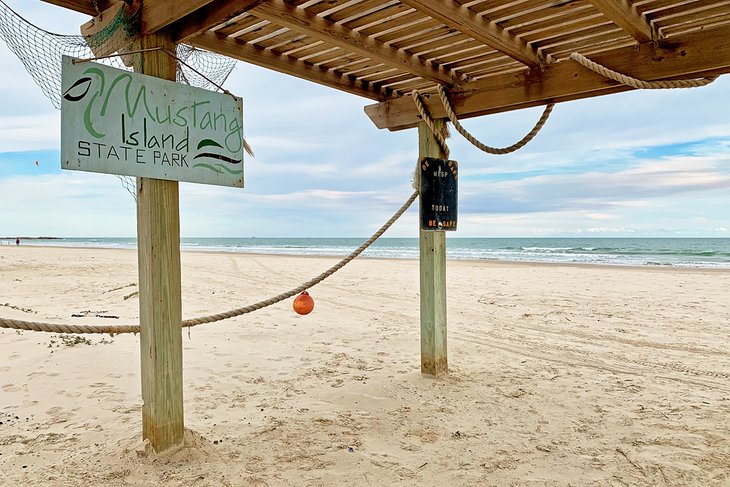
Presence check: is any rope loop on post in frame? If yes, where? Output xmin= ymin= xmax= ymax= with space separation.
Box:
xmin=569 ymin=52 xmax=717 ymax=89
xmin=411 ymin=89 xmax=450 ymax=158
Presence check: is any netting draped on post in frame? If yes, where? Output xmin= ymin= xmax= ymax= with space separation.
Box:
xmin=0 ymin=0 xmax=239 ymax=199
xmin=0 ymin=0 xmax=236 ymax=109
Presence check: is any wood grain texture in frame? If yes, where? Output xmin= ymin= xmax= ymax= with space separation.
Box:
xmin=589 ymin=0 xmax=655 ymax=42
xmin=41 ymin=0 xmax=115 ymax=16
xmin=419 ymin=120 xmax=448 ymax=376
xmin=142 ymin=0 xmax=215 ymax=34
xmin=135 ymin=32 xmax=184 ymax=452
xmin=191 ymin=31 xmax=387 ymax=100
xmin=365 ymin=24 xmax=730 ymax=131
xmin=171 ymin=0 xmax=265 ymax=43
xmin=253 ymin=0 xmax=457 ymax=87
xmin=400 ymin=0 xmax=544 ymax=68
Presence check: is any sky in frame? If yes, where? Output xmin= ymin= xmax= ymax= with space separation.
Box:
xmin=0 ymin=1 xmax=729 ymax=238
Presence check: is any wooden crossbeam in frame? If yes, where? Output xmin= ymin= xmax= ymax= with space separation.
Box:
xmin=365 ymin=24 xmax=730 ymax=131
xmin=190 ymin=31 xmax=386 ymax=101
xmin=142 ymin=0 xmax=216 ymax=34
xmin=253 ymin=0 xmax=457 ymax=87
xmin=41 ymin=0 xmax=115 ymax=16
xmin=399 ymin=0 xmax=544 ymax=69
xmin=589 ymin=0 xmax=654 ymax=43
xmin=171 ymin=0 xmax=265 ymax=43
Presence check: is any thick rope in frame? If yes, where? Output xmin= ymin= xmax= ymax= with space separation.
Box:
xmin=569 ymin=52 xmax=717 ymax=89
xmin=0 ymin=190 xmax=418 ymax=335
xmin=436 ymin=84 xmax=554 ymax=155
xmin=411 ymin=90 xmax=450 ymax=158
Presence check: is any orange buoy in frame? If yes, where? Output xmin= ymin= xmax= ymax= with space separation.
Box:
xmin=293 ymin=291 xmax=315 ymax=315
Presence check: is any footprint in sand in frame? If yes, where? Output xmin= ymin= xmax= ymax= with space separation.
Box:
xmin=2 ymin=383 xmax=21 ymax=392
xmin=44 ymin=406 xmax=73 ymax=424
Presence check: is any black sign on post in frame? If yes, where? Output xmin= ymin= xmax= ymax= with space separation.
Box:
xmin=419 ymin=157 xmax=458 ymax=231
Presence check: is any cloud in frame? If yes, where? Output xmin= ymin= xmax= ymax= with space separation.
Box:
xmin=0 ymin=1 xmax=728 ymax=237
xmin=0 ymin=114 xmax=60 ymax=152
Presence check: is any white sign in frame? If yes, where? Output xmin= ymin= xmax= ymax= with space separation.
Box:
xmin=61 ymin=56 xmax=244 ymax=187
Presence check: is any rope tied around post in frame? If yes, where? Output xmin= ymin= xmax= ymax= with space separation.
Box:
xmin=411 ymin=90 xmax=450 ymax=158
xmin=0 ymin=191 xmax=418 ymax=335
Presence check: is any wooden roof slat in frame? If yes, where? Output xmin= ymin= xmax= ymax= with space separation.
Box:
xmin=171 ymin=0 xmax=265 ymax=43
xmin=425 ymin=39 xmax=487 ymax=63
xmin=651 ymin=1 xmax=730 ymax=27
xmin=497 ymin=2 xmax=596 ymax=33
xmin=512 ymin=13 xmax=607 ymax=43
xmin=586 ymin=0 xmax=654 ymax=42
xmin=349 ymin=5 xmax=416 ymax=33
xmin=212 ymin=15 xmax=266 ymax=37
xmin=487 ymin=0 xmax=591 ymax=25
xmin=227 ymin=21 xmax=287 ymax=43
xmin=370 ymin=20 xmax=444 ymax=46
xmin=40 ymin=0 xmax=730 ymax=131
xmin=304 ymin=0 xmax=361 ymax=17
xmin=142 ymin=0 xmax=216 ymax=34
xmin=365 ymin=24 xmax=730 ymax=130
xmin=660 ymin=13 xmax=730 ymax=37
xmin=358 ymin=10 xmax=428 ymax=39
xmin=41 ymin=0 xmax=114 ymax=16
xmin=545 ymin=30 xmax=635 ymax=60
xmin=399 ymin=0 xmax=545 ymax=68
xmin=325 ymin=0 xmax=401 ymax=25
xmin=223 ymin=16 xmax=274 ymax=39
xmin=280 ymin=39 xmax=326 ymax=57
xmin=191 ymin=31 xmax=386 ymax=100
xmin=538 ymin=25 xmax=628 ymax=54
xmin=394 ymin=30 xmax=464 ymax=54
xmin=246 ymin=26 xmax=293 ymax=46
xmin=251 ymin=0 xmax=459 ymax=86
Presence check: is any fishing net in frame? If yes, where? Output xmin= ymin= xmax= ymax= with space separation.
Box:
xmin=0 ymin=0 xmax=236 ymax=108
xmin=0 ymin=0 xmax=238 ymax=199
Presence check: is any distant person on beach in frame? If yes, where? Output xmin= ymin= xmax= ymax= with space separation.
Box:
xmin=16 ymin=238 xmax=20 ymax=246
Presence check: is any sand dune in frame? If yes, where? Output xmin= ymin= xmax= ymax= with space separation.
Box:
xmin=1 ymin=245 xmax=729 ymax=486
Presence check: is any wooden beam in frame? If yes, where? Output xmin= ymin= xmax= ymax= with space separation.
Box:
xmin=142 ymin=0 xmax=215 ymax=34
xmin=399 ymin=0 xmax=544 ymax=69
xmin=171 ymin=0 xmax=265 ymax=43
xmin=589 ymin=0 xmax=655 ymax=43
xmin=41 ymin=0 xmax=115 ymax=16
xmin=135 ymin=32 xmax=185 ymax=452
xmin=419 ymin=119 xmax=448 ymax=377
xmin=365 ymin=24 xmax=730 ymax=130
xmin=253 ymin=0 xmax=457 ymax=87
xmin=190 ymin=31 xmax=385 ymax=100
xmin=81 ymin=1 xmax=138 ymax=66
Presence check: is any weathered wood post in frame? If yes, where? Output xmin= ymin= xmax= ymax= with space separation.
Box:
xmin=418 ymin=120 xmax=448 ymax=376
xmin=134 ymin=32 xmax=185 ymax=451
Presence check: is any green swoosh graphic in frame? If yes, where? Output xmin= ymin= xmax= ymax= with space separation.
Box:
xmin=193 ymin=163 xmax=243 ymax=175
xmin=214 ymin=164 xmax=243 ymax=175
xmin=193 ymin=163 xmax=223 ymax=174
xmin=197 ymin=139 xmax=224 ymax=150
xmin=84 ymin=92 xmax=105 ymax=138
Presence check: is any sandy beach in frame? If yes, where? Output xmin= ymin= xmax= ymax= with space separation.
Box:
xmin=1 ymin=245 xmax=729 ymax=486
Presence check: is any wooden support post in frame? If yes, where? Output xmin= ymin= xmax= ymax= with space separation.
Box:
xmin=134 ymin=33 xmax=185 ymax=451
xmin=418 ymin=120 xmax=448 ymax=376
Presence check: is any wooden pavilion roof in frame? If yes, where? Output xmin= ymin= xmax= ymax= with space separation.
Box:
xmin=44 ymin=0 xmax=730 ymax=131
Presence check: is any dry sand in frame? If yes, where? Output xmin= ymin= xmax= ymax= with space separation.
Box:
xmin=1 ymin=245 xmax=729 ymax=486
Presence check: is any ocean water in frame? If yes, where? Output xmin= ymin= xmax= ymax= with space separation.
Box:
xmin=9 ymin=237 xmax=730 ymax=269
